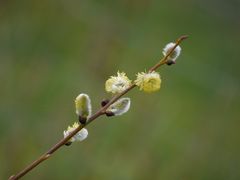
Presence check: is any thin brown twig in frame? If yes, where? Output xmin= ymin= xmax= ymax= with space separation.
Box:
xmin=9 ymin=35 xmax=188 ymax=180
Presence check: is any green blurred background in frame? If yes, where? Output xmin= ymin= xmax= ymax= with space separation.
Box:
xmin=0 ymin=0 xmax=240 ymax=179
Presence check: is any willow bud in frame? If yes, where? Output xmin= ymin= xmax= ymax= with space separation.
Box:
xmin=162 ymin=42 xmax=181 ymax=62
xmin=75 ymin=93 xmax=92 ymax=122
xmin=106 ymin=98 xmax=131 ymax=116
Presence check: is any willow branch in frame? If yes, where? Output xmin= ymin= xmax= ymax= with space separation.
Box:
xmin=9 ymin=35 xmax=188 ymax=180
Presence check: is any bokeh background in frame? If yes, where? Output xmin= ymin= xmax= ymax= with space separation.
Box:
xmin=0 ymin=0 xmax=240 ymax=179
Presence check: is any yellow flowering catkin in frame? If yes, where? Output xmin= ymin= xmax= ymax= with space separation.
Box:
xmin=135 ymin=71 xmax=161 ymax=93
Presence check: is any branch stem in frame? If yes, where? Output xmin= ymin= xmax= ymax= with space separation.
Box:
xmin=9 ymin=35 xmax=188 ymax=180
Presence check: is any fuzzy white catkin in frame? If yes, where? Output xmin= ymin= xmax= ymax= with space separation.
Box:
xmin=107 ymin=98 xmax=131 ymax=116
xmin=73 ymin=128 xmax=88 ymax=141
xmin=63 ymin=123 xmax=88 ymax=142
xmin=162 ymin=42 xmax=181 ymax=61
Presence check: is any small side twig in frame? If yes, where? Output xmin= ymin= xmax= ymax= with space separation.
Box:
xmin=9 ymin=35 xmax=188 ymax=180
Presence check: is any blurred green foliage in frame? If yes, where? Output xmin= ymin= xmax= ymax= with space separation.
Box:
xmin=0 ymin=0 xmax=240 ymax=179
